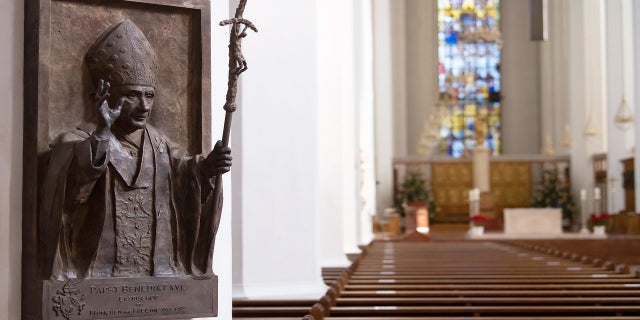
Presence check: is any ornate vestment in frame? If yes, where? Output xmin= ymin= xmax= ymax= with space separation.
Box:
xmin=39 ymin=123 xmax=222 ymax=279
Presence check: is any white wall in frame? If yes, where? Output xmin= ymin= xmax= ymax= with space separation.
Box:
xmin=232 ymin=0 xmax=326 ymax=299
xmin=0 ymin=0 xmax=23 ymax=318
xmin=405 ymin=1 xmax=438 ymax=156
xmin=635 ymin=0 xmax=640 ymax=211
xmin=500 ymin=0 xmax=542 ymax=154
xmin=604 ymin=0 xmax=635 ymax=214
xmin=205 ymin=1 xmax=234 ymax=318
xmin=0 ymin=0 xmax=24 ymax=320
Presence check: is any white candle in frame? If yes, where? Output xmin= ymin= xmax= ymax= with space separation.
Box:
xmin=594 ymin=187 xmax=601 ymax=200
xmin=469 ymin=189 xmax=475 ymax=201
xmin=475 ymin=189 xmax=480 ymax=201
xmin=580 ymin=189 xmax=586 ymax=201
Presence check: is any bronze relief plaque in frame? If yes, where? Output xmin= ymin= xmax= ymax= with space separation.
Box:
xmin=23 ymin=0 xmax=226 ymax=319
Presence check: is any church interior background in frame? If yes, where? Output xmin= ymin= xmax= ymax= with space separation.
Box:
xmin=2 ymin=0 xmax=640 ymax=319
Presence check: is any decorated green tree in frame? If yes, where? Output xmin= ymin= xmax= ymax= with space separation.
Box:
xmin=531 ymin=168 xmax=576 ymax=227
xmin=395 ymin=170 xmax=436 ymax=218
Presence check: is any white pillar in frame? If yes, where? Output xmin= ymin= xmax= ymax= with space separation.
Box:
xmin=567 ymin=0 xmax=607 ymax=212
xmin=354 ymin=0 xmax=376 ymax=246
xmin=405 ymin=0 xmax=439 ymax=155
xmin=372 ymin=0 xmax=407 ymax=212
xmin=501 ymin=0 xmax=542 ymax=154
xmin=539 ymin=13 xmax=554 ymax=153
xmin=539 ymin=0 xmax=570 ymax=154
xmin=317 ymin=0 xmax=359 ymax=267
xmin=232 ymin=0 xmax=326 ymax=299
xmin=391 ymin=1 xmax=408 ymax=158
xmin=0 ymin=0 xmax=23 ymax=318
xmin=472 ymin=147 xmax=490 ymax=192
xmin=551 ymin=1 xmax=571 ymax=155
xmin=372 ymin=0 xmax=394 ymax=214
xmin=633 ymin=0 xmax=640 ymax=212
xmin=605 ymin=0 xmax=635 ymax=215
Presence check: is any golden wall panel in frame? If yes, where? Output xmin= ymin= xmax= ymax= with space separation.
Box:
xmin=430 ymin=161 xmax=532 ymax=222
xmin=431 ymin=162 xmax=472 ymax=222
xmin=490 ymin=162 xmax=532 ymax=217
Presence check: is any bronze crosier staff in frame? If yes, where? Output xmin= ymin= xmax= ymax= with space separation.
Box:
xmin=211 ymin=0 xmax=257 ymax=238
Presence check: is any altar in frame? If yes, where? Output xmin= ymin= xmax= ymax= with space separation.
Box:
xmin=503 ymin=208 xmax=562 ymax=235
xmin=392 ymin=154 xmax=570 ymax=223
xmin=465 ymin=208 xmax=606 ymax=240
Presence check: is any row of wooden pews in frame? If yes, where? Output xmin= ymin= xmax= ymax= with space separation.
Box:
xmin=235 ymin=239 xmax=640 ymax=319
xmin=506 ymin=239 xmax=640 ymax=270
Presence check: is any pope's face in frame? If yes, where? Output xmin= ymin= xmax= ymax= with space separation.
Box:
xmin=110 ymin=85 xmax=155 ymax=131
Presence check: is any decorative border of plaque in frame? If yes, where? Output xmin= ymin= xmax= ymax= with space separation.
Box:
xmin=23 ymin=1 xmax=213 ymax=319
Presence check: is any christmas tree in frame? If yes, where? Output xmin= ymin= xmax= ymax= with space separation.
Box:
xmin=531 ymin=168 xmax=576 ymax=226
xmin=395 ymin=170 xmax=436 ymax=218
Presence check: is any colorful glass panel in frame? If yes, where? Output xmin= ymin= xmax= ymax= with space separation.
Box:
xmin=437 ymin=0 xmax=501 ymax=158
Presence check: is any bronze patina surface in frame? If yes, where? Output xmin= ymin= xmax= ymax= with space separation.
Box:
xmin=23 ymin=1 xmax=228 ymax=319
xmin=47 ymin=0 xmax=202 ymax=154
xmin=39 ymin=18 xmax=231 ymax=281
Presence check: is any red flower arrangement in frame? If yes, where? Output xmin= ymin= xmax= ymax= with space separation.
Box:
xmin=589 ymin=213 xmax=611 ymax=227
xmin=470 ymin=214 xmax=489 ymax=227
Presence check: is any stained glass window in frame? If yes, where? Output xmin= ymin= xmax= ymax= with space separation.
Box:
xmin=437 ymin=0 xmax=502 ymax=158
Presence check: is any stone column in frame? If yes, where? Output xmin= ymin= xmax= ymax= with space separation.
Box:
xmin=567 ymin=0 xmax=607 ymax=209
xmin=472 ymin=147 xmax=491 ymax=192
xmin=0 ymin=0 xmax=23 ymax=318
xmin=317 ymin=0 xmax=359 ymax=267
xmin=540 ymin=0 xmax=570 ymax=155
xmin=232 ymin=0 xmax=327 ymax=299
xmin=373 ymin=0 xmax=407 ymax=211
xmin=605 ymin=0 xmax=635 ymax=215
xmin=355 ymin=0 xmax=376 ymax=249
xmin=632 ymin=0 xmax=640 ymax=211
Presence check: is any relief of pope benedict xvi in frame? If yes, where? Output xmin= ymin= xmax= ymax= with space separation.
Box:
xmin=39 ymin=19 xmax=231 ymax=280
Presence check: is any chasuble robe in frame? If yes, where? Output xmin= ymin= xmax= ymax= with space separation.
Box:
xmin=39 ymin=123 xmax=222 ymax=280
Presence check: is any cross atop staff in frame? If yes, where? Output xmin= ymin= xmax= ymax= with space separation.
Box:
xmin=210 ymin=0 xmax=257 ymax=231
xmin=219 ymin=0 xmax=258 ymax=115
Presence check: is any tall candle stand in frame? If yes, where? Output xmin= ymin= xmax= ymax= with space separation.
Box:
xmin=594 ymin=187 xmax=602 ymax=216
xmin=579 ymin=189 xmax=589 ymax=234
xmin=469 ymin=189 xmax=480 ymax=217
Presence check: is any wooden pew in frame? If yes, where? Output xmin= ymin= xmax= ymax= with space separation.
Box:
xmin=237 ymin=239 xmax=640 ymax=319
xmin=302 ymin=240 xmax=640 ymax=320
xmin=235 ymin=316 xmax=640 ymax=320
xmin=327 ymin=305 xmax=640 ymax=317
xmin=323 ymin=267 xmax=348 ymax=285
xmin=322 ymin=317 xmax=640 ymax=320
xmin=507 ymin=239 xmax=640 ymax=268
